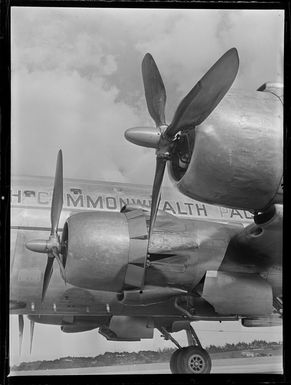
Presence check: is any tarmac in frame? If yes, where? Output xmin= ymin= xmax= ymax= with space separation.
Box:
xmin=9 ymin=355 xmax=283 ymax=375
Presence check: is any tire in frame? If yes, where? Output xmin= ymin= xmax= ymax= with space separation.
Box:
xmin=176 ymin=346 xmax=212 ymax=374
xmin=169 ymin=348 xmax=189 ymax=373
xmin=169 ymin=349 xmax=181 ymax=373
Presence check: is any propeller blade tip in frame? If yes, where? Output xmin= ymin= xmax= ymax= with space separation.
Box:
xmin=143 ymin=52 xmax=152 ymax=60
xmin=58 ymin=149 xmax=63 ymax=162
xmin=57 ymin=149 xmax=63 ymax=159
xmin=228 ymin=47 xmax=239 ymax=63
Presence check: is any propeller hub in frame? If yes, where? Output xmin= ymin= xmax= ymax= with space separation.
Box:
xmin=156 ymin=134 xmax=174 ymax=160
xmin=124 ymin=126 xmax=161 ymax=149
xmin=26 ymin=235 xmax=60 ymax=254
xmin=26 ymin=239 xmax=50 ymax=253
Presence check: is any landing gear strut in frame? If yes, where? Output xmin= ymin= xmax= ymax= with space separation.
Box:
xmin=160 ymin=324 xmax=211 ymax=374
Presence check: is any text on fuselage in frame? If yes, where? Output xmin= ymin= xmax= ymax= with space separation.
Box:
xmin=11 ymin=189 xmax=253 ymax=220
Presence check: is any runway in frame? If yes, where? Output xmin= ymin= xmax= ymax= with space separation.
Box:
xmin=10 ymin=356 xmax=283 ymax=375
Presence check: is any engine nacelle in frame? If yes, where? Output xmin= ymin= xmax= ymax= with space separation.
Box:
xmin=202 ymin=270 xmax=273 ymax=316
xmin=169 ymin=91 xmax=283 ymax=211
xmin=62 ymin=208 xmax=199 ymax=293
xmin=63 ymin=211 xmax=134 ymax=292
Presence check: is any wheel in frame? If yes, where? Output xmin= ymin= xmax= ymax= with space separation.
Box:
xmin=176 ymin=346 xmax=212 ymax=374
xmin=169 ymin=349 xmax=181 ymax=373
xmin=169 ymin=348 xmax=187 ymax=373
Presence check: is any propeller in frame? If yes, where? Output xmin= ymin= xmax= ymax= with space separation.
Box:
xmin=18 ymin=315 xmax=24 ymax=356
xmin=26 ymin=150 xmax=65 ymax=301
xmin=30 ymin=319 xmax=35 ymax=354
xmin=125 ymin=48 xmax=239 ymax=241
xmin=18 ymin=315 xmax=35 ymax=355
xmin=142 ymin=53 xmax=167 ymax=127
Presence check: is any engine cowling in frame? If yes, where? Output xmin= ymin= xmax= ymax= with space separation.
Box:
xmin=169 ymin=90 xmax=283 ymax=211
xmin=62 ymin=209 xmax=195 ymax=293
xmin=63 ymin=211 xmax=134 ymax=292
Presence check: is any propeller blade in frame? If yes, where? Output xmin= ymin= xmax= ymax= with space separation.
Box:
xmin=148 ymin=157 xmax=166 ymax=240
xmin=41 ymin=254 xmax=54 ymax=302
xmin=18 ymin=315 xmax=24 ymax=356
xmin=51 ymin=150 xmax=63 ymax=236
xmin=52 ymin=247 xmax=66 ymax=283
xmin=30 ymin=320 xmax=35 ymax=354
xmin=142 ymin=53 xmax=166 ymax=127
xmin=166 ymin=48 xmax=239 ymax=137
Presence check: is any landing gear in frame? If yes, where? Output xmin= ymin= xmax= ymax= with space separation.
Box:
xmin=174 ymin=346 xmax=211 ymax=373
xmin=160 ymin=324 xmax=212 ymax=374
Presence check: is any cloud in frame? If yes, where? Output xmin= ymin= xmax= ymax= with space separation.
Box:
xmin=11 ymin=67 xmax=151 ymax=183
xmin=11 ymin=8 xmax=118 ymax=77
xmin=11 ymin=8 xmax=284 ymax=185
xmin=134 ymin=9 xmax=283 ymax=105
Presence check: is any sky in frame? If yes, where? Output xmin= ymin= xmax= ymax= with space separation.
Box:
xmin=10 ymin=7 xmax=283 ymax=366
xmin=11 ymin=7 xmax=284 ymax=186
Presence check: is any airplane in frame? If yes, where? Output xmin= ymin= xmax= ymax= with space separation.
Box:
xmin=10 ymin=47 xmax=282 ymax=374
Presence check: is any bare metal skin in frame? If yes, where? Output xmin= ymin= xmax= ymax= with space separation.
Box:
xmin=10 ymin=48 xmax=282 ymax=373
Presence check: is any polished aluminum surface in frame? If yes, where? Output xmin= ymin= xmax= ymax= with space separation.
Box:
xmin=171 ymin=90 xmax=282 ymax=211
